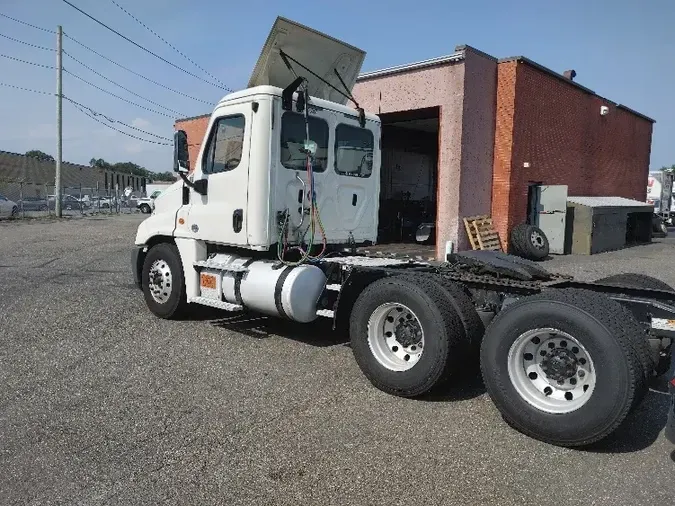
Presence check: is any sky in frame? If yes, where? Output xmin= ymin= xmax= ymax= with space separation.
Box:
xmin=0 ymin=0 xmax=673 ymax=173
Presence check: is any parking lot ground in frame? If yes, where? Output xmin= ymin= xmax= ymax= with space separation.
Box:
xmin=1 ymin=215 xmax=674 ymax=506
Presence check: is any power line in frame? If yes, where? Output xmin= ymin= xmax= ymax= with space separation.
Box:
xmin=63 ymin=50 xmax=185 ymax=116
xmin=64 ymin=69 xmax=178 ymax=119
xmin=0 ymin=12 xmax=55 ymax=33
xmin=0 ymin=32 xmax=54 ymax=51
xmin=0 ymin=81 xmax=53 ymax=95
xmin=0 ymin=53 xmax=54 ymax=69
xmin=108 ymin=0 xmax=228 ymax=89
xmin=63 ymin=33 xmax=214 ymax=106
xmin=61 ymin=0 xmax=229 ymax=91
xmin=64 ymin=97 xmax=172 ymax=141
xmin=66 ymin=96 xmax=172 ymax=146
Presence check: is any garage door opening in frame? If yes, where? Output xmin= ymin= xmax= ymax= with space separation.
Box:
xmin=370 ymin=107 xmax=440 ymax=257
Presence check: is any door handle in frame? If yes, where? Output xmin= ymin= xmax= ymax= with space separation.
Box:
xmin=232 ymin=209 xmax=243 ymax=233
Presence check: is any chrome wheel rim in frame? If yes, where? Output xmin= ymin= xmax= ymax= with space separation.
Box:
xmin=530 ymin=230 xmax=545 ymax=249
xmin=507 ymin=328 xmax=596 ymax=414
xmin=367 ymin=302 xmax=424 ymax=372
xmin=148 ymin=259 xmax=173 ymax=304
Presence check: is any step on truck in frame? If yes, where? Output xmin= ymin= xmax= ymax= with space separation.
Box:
xmin=131 ymin=17 xmax=675 ymax=448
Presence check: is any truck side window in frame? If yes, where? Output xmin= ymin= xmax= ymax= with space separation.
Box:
xmin=280 ymin=112 xmax=328 ymax=172
xmin=203 ymin=114 xmax=245 ymax=174
xmin=334 ymin=123 xmax=374 ymax=178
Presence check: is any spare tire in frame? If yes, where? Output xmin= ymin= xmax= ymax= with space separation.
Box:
xmin=509 ymin=223 xmax=550 ymax=261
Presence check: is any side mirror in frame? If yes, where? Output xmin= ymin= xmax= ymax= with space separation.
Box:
xmin=173 ymin=130 xmax=189 ymax=173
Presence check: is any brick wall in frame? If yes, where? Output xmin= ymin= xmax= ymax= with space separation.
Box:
xmin=491 ymin=59 xmax=654 ymax=250
xmin=174 ymin=114 xmax=210 ymax=171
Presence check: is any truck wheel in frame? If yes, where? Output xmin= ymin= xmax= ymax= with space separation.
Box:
xmin=139 ymin=204 xmax=151 ymax=214
xmin=510 ymin=223 xmax=549 ymax=261
xmin=595 ymin=272 xmax=674 ymax=293
xmin=142 ymin=243 xmax=187 ymax=319
xmin=350 ymin=276 xmax=465 ymax=397
xmin=480 ymin=288 xmax=646 ymax=447
xmin=596 ymin=272 xmax=673 ymax=381
xmin=397 ymin=273 xmax=484 ymax=351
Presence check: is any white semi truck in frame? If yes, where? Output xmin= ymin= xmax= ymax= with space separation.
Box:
xmin=132 ymin=17 xmax=675 ymax=448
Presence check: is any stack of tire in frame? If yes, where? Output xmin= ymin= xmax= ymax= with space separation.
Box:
xmin=509 ymin=222 xmax=550 ymax=261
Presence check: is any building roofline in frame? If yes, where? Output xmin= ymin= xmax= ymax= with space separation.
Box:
xmin=175 ymin=113 xmax=211 ymax=123
xmin=357 ymin=51 xmax=465 ymax=82
xmin=499 ymin=56 xmax=655 ymax=123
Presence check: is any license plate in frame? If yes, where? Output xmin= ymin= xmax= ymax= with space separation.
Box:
xmin=200 ymin=273 xmax=216 ymax=289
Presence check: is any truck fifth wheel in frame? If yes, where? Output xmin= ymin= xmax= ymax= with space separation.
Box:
xmin=131 ymin=16 xmax=675 ymax=448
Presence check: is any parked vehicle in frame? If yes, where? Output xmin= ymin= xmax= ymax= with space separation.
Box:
xmin=18 ymin=196 xmax=49 ymax=212
xmin=137 ymin=185 xmax=171 ymax=214
xmin=0 ymin=193 xmax=18 ymax=218
xmin=130 ymin=17 xmax=675 ymax=448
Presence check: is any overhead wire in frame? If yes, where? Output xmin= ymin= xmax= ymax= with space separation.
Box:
xmin=108 ymin=0 xmax=227 ymax=89
xmin=0 ymin=11 xmax=214 ymax=105
xmin=0 ymin=32 xmax=54 ymax=51
xmin=0 ymin=82 xmax=53 ymax=95
xmin=64 ymin=96 xmax=172 ymax=141
xmin=64 ymin=96 xmax=172 ymax=145
xmin=61 ymin=0 xmax=230 ymax=91
xmin=63 ymin=69 xmax=180 ymax=119
xmin=63 ymin=51 xmax=186 ymax=116
xmin=63 ymin=34 xmax=215 ymax=106
xmin=0 ymin=53 xmax=54 ymax=69
xmin=0 ymin=12 xmax=55 ymax=33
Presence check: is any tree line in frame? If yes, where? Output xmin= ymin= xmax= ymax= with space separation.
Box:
xmin=24 ymin=150 xmax=175 ymax=182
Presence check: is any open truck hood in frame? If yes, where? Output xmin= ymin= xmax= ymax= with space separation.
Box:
xmin=248 ymin=16 xmax=366 ymax=105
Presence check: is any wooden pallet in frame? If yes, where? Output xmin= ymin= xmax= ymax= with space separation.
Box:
xmin=463 ymin=215 xmax=502 ymax=251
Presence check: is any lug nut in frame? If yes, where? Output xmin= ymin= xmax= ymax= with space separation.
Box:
xmin=578 ymin=370 xmax=585 ymax=378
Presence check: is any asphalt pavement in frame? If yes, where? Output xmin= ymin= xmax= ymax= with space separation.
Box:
xmin=1 ymin=214 xmax=674 ymax=506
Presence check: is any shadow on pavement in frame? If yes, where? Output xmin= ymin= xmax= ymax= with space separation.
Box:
xmin=207 ymin=311 xmax=349 ymax=347
xmin=582 ymin=390 xmax=670 ymax=454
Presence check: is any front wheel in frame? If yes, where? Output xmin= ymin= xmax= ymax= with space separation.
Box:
xmin=139 ymin=204 xmax=151 ymax=214
xmin=142 ymin=243 xmax=187 ymax=319
xmin=10 ymin=206 xmax=18 ymax=217
xmin=480 ymin=288 xmax=646 ymax=447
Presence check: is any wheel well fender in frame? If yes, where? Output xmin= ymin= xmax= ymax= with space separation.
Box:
xmin=135 ymin=236 xmax=175 ymax=286
xmin=333 ymin=269 xmax=388 ymax=333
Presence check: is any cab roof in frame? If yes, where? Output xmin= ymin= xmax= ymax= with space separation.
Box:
xmin=215 ymin=85 xmax=380 ymax=123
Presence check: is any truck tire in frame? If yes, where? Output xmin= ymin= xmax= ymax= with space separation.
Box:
xmin=595 ymin=272 xmax=673 ymax=380
xmin=142 ymin=242 xmax=187 ymax=319
xmin=509 ymin=223 xmax=550 ymax=261
xmin=480 ymin=288 xmax=646 ymax=447
xmin=397 ymin=273 xmax=484 ymax=351
xmin=595 ymin=272 xmax=674 ymax=293
xmin=350 ymin=276 xmax=466 ymax=397
xmin=139 ymin=204 xmax=151 ymax=214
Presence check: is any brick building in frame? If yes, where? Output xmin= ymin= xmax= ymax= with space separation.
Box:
xmin=175 ymin=45 xmax=654 ymax=256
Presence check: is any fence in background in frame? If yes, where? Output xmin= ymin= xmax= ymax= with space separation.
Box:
xmin=0 ymin=178 xmax=146 ymax=218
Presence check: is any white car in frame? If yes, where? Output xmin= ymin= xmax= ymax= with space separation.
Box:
xmin=0 ymin=193 xmax=18 ymax=218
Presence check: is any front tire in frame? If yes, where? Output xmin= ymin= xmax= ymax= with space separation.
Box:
xmin=142 ymin=243 xmax=187 ymax=319
xmin=350 ymin=276 xmax=466 ymax=397
xmin=480 ymin=288 xmax=646 ymax=447
xmin=139 ymin=204 xmax=151 ymax=214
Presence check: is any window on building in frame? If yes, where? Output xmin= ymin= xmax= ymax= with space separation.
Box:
xmin=203 ymin=115 xmax=245 ymax=174
xmin=280 ymin=112 xmax=329 ymax=172
xmin=334 ymin=123 xmax=374 ymax=178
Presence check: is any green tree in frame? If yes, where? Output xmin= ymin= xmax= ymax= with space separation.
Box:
xmin=25 ymin=150 xmax=54 ymax=162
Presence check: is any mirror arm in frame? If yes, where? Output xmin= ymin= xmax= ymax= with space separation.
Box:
xmin=179 ymin=171 xmax=207 ymax=196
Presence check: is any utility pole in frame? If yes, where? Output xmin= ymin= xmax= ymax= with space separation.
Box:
xmin=55 ymin=25 xmax=63 ymax=217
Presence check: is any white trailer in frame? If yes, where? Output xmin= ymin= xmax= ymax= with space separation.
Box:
xmin=132 ymin=16 xmax=675 ymax=448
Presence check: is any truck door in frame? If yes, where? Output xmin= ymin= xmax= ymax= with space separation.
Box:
xmin=185 ymin=104 xmax=252 ymax=246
